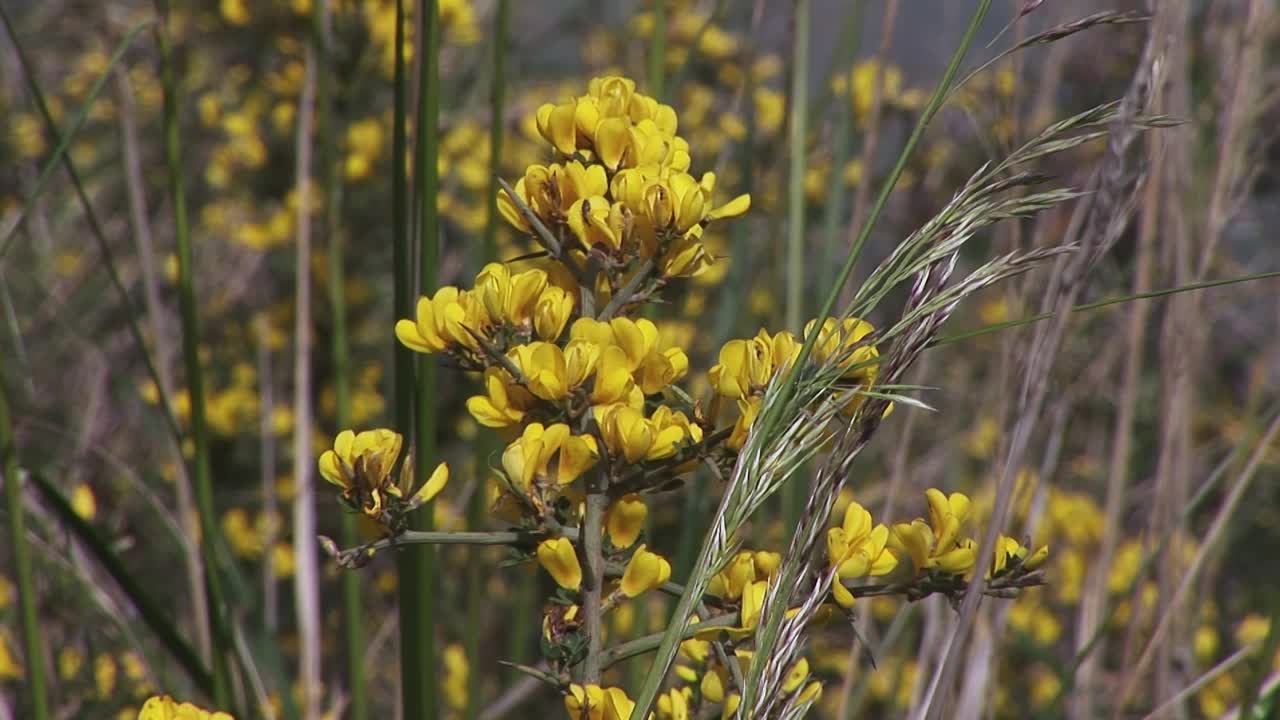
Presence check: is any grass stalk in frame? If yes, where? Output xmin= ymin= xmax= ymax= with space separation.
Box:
xmin=465 ymin=3 xmax=509 ymax=716
xmin=818 ymin=2 xmax=862 ymax=305
xmin=738 ymin=3 xmax=992 ymax=711
xmin=0 ymin=360 xmax=49 ymax=719
xmin=388 ymin=0 xmax=417 ymax=713
xmin=783 ymin=0 xmax=809 ymax=334
xmin=754 ymin=0 xmax=991 ymax=448
xmin=27 ymin=470 xmax=212 ymax=694
xmin=114 ymin=59 xmax=213 ymax=662
xmin=838 ymin=0 xmax=900 ymax=308
xmin=154 ymin=0 xmax=236 ymax=706
xmin=780 ymin=0 xmax=810 ymax=536
xmin=291 ymin=29 xmax=322 ymax=720
xmin=648 ymin=0 xmax=666 ymax=100
xmin=310 ymin=0 xmax=368 ymax=716
xmin=403 ymin=2 xmax=442 ymax=718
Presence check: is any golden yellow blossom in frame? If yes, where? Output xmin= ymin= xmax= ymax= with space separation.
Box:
xmin=137 ymin=695 xmax=234 ymax=720
xmin=620 ymin=544 xmax=672 ymax=598
xmin=537 ymin=537 xmax=583 ymax=590
xmin=605 ymin=494 xmax=648 ymax=549
xmin=890 ymin=489 xmax=977 ymax=575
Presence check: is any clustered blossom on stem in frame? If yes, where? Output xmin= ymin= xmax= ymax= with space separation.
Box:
xmin=317 ymin=75 xmax=1050 ymax=718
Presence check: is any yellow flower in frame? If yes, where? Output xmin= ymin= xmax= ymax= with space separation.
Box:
xmin=442 ymin=643 xmax=469 ymax=711
xmin=317 ymin=429 xmax=402 ymax=514
xmin=537 ymin=537 xmax=583 ymax=590
xmin=534 ymin=285 xmax=575 ymax=341
xmin=605 ymin=494 xmax=648 ymax=549
xmin=317 ymin=429 xmax=446 ymax=519
xmin=564 ymin=684 xmax=635 ymax=720
xmin=721 ymin=693 xmax=741 ymax=720
xmin=599 ymin=405 xmax=702 ymax=463
xmin=137 ymin=695 xmax=234 ymax=720
xmin=708 ymin=550 xmax=780 ymax=600
xmin=466 ymin=367 xmax=538 ymax=428
xmin=783 ymin=657 xmax=811 ymax=693
xmin=656 ymin=687 xmax=691 ymax=720
xmin=620 ymin=544 xmax=672 ymax=598
xmin=805 ymin=317 xmax=879 ymax=384
xmin=501 ymin=422 xmax=599 ymax=491
xmin=737 ymin=579 xmax=770 ymax=632
xmin=396 ymin=286 xmax=490 ymax=354
xmin=890 ymin=489 xmax=976 ymax=575
xmin=726 ymin=397 xmax=761 ymax=452
xmin=990 ymin=535 xmax=1048 ymax=577
xmin=709 ymin=328 xmax=801 ymax=399
xmin=700 ymin=666 xmax=726 ymax=702
xmin=827 ymin=500 xmax=898 ymax=580
xmin=475 ymin=263 xmax=549 ymax=329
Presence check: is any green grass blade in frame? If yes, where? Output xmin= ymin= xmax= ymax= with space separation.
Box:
xmin=931 ymin=270 xmax=1280 ymax=348
xmin=402 ymin=1 xmax=442 ymax=718
xmin=784 ymin=0 xmax=810 ymax=334
xmin=0 ymin=10 xmax=182 ymax=447
xmin=0 ymin=360 xmax=50 ymax=719
xmin=154 ymin=0 xmax=236 ymax=707
xmin=0 ymin=14 xmax=152 ymax=261
xmin=310 ymin=0 xmax=368 ymax=717
xmin=26 ymin=471 xmax=213 ymax=697
xmin=466 ymin=2 xmax=509 ymax=716
xmin=753 ymin=0 xmax=993 ymax=448
xmin=648 ymin=0 xmax=666 ymax=100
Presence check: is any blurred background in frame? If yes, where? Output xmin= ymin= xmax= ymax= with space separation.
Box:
xmin=1 ymin=0 xmax=1278 ymax=718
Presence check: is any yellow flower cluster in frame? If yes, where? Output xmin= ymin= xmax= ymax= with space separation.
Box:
xmin=498 ymin=76 xmax=749 ymax=280
xmin=888 ymin=489 xmax=1047 ymax=580
xmin=137 ymin=695 xmax=233 ymax=720
xmin=709 ymin=317 xmax=882 ymax=449
xmin=827 ymin=500 xmax=898 ymax=608
xmin=317 ymin=429 xmax=448 ymax=527
xmin=674 ymin=630 xmax=820 ymax=719
xmin=396 ymin=261 xmax=576 ymax=362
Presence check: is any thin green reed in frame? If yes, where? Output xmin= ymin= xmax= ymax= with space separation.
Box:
xmin=0 ymin=359 xmax=48 ymax=720
xmin=405 ymin=1 xmax=443 ymax=718
xmin=755 ymin=0 xmax=993 ymax=448
xmin=819 ymin=2 xmax=863 ymax=306
xmin=781 ymin=0 xmax=811 ymax=533
xmin=784 ymin=0 xmax=810 ymax=335
xmin=466 ymin=1 xmax=508 ymax=715
xmin=312 ymin=0 xmax=368 ymax=716
xmin=389 ymin=0 xmax=417 ymax=712
xmin=155 ymin=1 xmax=237 ymax=708
xmin=648 ymin=0 xmax=666 ymax=101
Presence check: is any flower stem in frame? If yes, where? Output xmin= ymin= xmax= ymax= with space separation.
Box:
xmin=402 ymin=1 xmax=442 ymax=718
xmin=0 ymin=360 xmax=49 ymax=719
xmin=578 ymin=482 xmax=608 ymax=683
xmin=154 ymin=1 xmax=236 ymax=706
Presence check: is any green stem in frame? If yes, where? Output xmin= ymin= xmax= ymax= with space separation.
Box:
xmin=0 ymin=359 xmax=49 ymax=719
xmin=819 ymin=2 xmax=862 ymax=304
xmin=403 ymin=2 xmax=442 ymax=718
xmin=785 ymin=0 xmax=809 ymax=333
xmin=28 ymin=471 xmax=212 ymax=694
xmin=154 ymin=1 xmax=235 ymax=707
xmin=931 ymin=270 xmax=1280 ymax=348
xmin=0 ymin=12 xmax=178 ymax=442
xmin=648 ymin=0 xmax=666 ymax=100
xmin=313 ymin=0 xmax=366 ymax=717
xmin=465 ymin=5 xmax=508 ymax=716
xmin=579 ymin=481 xmax=608 ymax=683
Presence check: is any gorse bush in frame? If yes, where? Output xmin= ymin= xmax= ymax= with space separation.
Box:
xmin=3 ymin=1 xmax=1279 ymax=720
